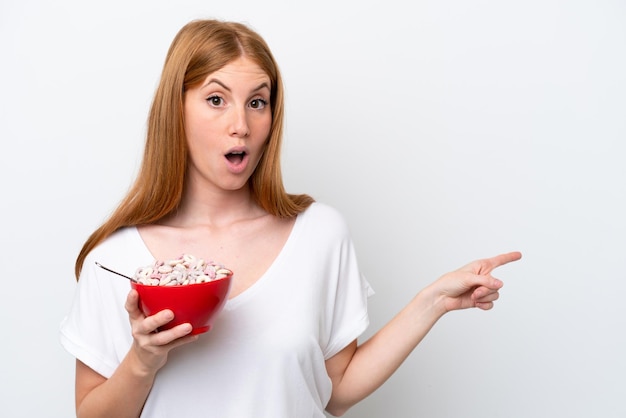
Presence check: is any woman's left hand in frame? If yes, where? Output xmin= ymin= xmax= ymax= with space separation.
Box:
xmin=429 ymin=251 xmax=522 ymax=313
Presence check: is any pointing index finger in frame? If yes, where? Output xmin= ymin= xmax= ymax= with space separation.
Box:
xmin=484 ymin=251 xmax=522 ymax=272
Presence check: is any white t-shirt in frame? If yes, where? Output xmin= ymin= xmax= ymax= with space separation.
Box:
xmin=60 ymin=202 xmax=373 ymax=417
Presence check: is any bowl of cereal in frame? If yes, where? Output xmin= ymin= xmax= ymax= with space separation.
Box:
xmin=130 ymin=254 xmax=233 ymax=335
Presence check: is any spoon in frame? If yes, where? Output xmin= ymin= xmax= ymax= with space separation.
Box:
xmin=95 ymin=262 xmax=137 ymax=282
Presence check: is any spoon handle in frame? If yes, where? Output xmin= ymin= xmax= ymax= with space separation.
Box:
xmin=95 ymin=262 xmax=136 ymax=282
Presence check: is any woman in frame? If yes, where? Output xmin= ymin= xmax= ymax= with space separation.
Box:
xmin=60 ymin=19 xmax=521 ymax=417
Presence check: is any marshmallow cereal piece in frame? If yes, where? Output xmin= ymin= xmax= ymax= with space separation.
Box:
xmin=132 ymin=254 xmax=232 ymax=286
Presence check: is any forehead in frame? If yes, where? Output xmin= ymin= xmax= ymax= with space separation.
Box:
xmin=205 ymin=56 xmax=270 ymax=86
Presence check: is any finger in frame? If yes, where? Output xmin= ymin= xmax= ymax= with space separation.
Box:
xmin=475 ymin=301 xmax=495 ymax=310
xmin=168 ymin=333 xmax=199 ymax=349
xmin=464 ymin=274 xmax=503 ymax=293
xmin=144 ymin=324 xmax=200 ymax=354
xmin=478 ymin=251 xmax=522 ymax=274
xmin=153 ymin=323 xmax=198 ymax=350
xmin=142 ymin=310 xmax=175 ymax=334
xmin=125 ymin=290 xmax=143 ymax=320
xmin=151 ymin=323 xmax=193 ymax=345
xmin=473 ymin=288 xmax=500 ymax=303
xmin=489 ymin=251 xmax=522 ymax=269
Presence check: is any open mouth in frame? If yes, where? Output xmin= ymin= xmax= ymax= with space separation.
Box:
xmin=225 ymin=151 xmax=246 ymax=165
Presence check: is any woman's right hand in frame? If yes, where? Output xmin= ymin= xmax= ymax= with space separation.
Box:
xmin=125 ymin=289 xmax=199 ymax=375
xmin=75 ymin=292 xmax=198 ymax=417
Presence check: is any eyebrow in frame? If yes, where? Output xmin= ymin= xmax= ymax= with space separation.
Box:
xmin=203 ymin=78 xmax=270 ymax=93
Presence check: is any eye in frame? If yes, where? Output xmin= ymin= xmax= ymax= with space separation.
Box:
xmin=206 ymin=95 xmax=224 ymax=106
xmin=249 ymin=98 xmax=268 ymax=110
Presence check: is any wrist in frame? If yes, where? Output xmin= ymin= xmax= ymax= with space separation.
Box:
xmin=416 ymin=283 xmax=448 ymax=320
xmin=127 ymin=346 xmax=160 ymax=381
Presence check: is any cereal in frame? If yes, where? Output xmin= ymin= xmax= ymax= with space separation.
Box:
xmin=133 ymin=254 xmax=232 ymax=286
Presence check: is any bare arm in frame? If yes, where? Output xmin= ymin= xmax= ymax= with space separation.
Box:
xmin=325 ymin=252 xmax=522 ymax=416
xmin=75 ymin=290 xmax=198 ymax=418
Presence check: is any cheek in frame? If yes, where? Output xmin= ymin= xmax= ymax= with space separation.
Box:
xmin=183 ymin=101 xmax=213 ymax=146
xmin=184 ymin=126 xmax=203 ymax=154
xmin=256 ymin=115 xmax=273 ymax=142
xmin=185 ymin=114 xmax=217 ymax=150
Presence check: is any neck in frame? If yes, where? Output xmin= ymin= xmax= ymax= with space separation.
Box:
xmin=165 ymin=182 xmax=265 ymax=229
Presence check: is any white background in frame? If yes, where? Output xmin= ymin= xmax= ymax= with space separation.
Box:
xmin=1 ymin=0 xmax=625 ymax=417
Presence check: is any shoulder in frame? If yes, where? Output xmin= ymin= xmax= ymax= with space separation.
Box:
xmin=298 ymin=202 xmax=352 ymax=240
xmin=87 ymin=227 xmax=136 ymax=259
xmin=302 ymin=202 xmax=348 ymax=225
xmin=83 ymin=226 xmax=148 ymax=278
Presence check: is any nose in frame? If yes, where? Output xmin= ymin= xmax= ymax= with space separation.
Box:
xmin=230 ymin=106 xmax=250 ymax=137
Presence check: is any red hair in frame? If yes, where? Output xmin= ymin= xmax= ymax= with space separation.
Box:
xmin=75 ymin=19 xmax=313 ymax=278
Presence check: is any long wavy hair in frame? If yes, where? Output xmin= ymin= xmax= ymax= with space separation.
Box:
xmin=75 ymin=19 xmax=313 ymax=279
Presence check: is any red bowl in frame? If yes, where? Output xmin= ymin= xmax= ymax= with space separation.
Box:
xmin=131 ymin=273 xmax=232 ymax=335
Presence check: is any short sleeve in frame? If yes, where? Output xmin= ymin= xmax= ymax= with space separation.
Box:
xmin=59 ymin=250 xmax=133 ymax=378
xmin=319 ymin=210 xmax=375 ymax=360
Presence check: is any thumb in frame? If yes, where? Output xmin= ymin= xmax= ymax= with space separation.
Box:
xmin=484 ymin=276 xmax=504 ymax=290
xmin=460 ymin=270 xmax=503 ymax=289
xmin=125 ymin=289 xmax=143 ymax=318
xmin=470 ymin=275 xmax=503 ymax=298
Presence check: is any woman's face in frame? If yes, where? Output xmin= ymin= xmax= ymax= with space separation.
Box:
xmin=183 ymin=56 xmax=272 ymax=195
